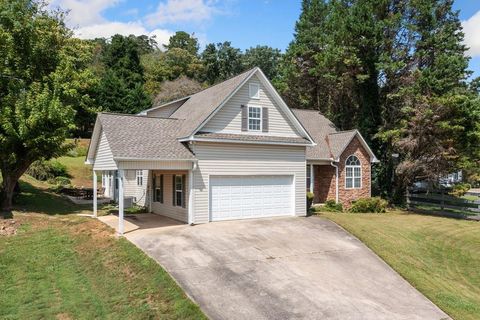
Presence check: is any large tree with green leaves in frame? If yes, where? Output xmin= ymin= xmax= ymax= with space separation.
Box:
xmin=0 ymin=0 xmax=95 ymax=213
xmin=96 ymin=34 xmax=151 ymax=114
xmin=201 ymin=42 xmax=244 ymax=84
xmin=280 ymin=0 xmax=480 ymax=200
xmin=243 ymin=45 xmax=282 ymax=80
xmin=163 ymin=31 xmax=199 ymax=56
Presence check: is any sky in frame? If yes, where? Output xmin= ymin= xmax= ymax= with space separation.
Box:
xmin=48 ymin=0 xmax=480 ymax=78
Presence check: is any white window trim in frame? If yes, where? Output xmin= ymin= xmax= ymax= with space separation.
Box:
xmin=249 ymin=83 xmax=260 ymax=99
xmin=248 ymin=105 xmax=262 ymax=131
xmin=136 ymin=170 xmax=143 ymax=186
xmin=345 ymin=155 xmax=362 ymax=189
xmin=175 ymin=175 xmax=183 ymax=207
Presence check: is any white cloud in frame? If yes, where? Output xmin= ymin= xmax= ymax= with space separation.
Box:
xmin=462 ymin=11 xmax=480 ymax=57
xmin=75 ymin=21 xmax=173 ymax=47
xmin=146 ymin=0 xmax=219 ymax=27
xmin=49 ymin=0 xmax=121 ymax=27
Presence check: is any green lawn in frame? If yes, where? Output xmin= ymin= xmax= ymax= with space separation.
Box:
xmin=321 ymin=211 xmax=480 ymax=320
xmin=56 ymin=156 xmax=93 ymax=188
xmin=0 ymin=177 xmax=206 ymax=320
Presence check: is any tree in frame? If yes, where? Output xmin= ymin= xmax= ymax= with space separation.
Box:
xmin=153 ymin=76 xmax=203 ymax=106
xmin=163 ymin=31 xmax=199 ymax=56
xmin=243 ymin=45 xmax=282 ymax=80
xmin=96 ymin=34 xmax=151 ymax=114
xmin=201 ymin=42 xmax=244 ymax=84
xmin=0 ymin=0 xmax=83 ymax=214
xmin=280 ymin=0 xmax=480 ymax=201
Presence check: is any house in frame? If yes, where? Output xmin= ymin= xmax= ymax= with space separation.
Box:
xmin=86 ymin=67 xmax=377 ymax=233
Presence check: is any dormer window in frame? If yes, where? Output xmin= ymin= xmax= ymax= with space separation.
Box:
xmin=249 ymin=83 xmax=260 ymax=99
xmin=248 ymin=106 xmax=262 ymax=131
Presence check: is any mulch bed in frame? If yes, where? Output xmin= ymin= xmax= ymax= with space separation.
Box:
xmin=0 ymin=219 xmax=21 ymax=236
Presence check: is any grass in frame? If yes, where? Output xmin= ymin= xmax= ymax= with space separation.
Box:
xmin=0 ymin=177 xmax=206 ymax=320
xmin=321 ymin=210 xmax=480 ymax=320
xmin=56 ymin=156 xmax=93 ymax=188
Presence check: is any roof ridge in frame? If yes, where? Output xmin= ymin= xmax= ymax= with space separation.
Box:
xmin=328 ymin=129 xmax=357 ymax=135
xmin=99 ymin=112 xmax=181 ymax=120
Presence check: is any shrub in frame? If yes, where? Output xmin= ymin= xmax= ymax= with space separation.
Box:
xmin=26 ymin=160 xmax=70 ymax=181
xmin=324 ymin=199 xmax=343 ymax=212
xmin=450 ymin=183 xmax=471 ymax=197
xmin=349 ymin=197 xmax=388 ymax=213
xmin=67 ymin=145 xmax=88 ymax=157
xmin=48 ymin=176 xmax=71 ymax=187
xmin=307 ymin=192 xmax=314 ymax=210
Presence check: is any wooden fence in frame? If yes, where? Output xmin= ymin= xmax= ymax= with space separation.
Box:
xmin=407 ymin=189 xmax=480 ymax=219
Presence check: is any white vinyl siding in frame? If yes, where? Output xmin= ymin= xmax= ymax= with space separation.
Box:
xmin=151 ymin=171 xmax=189 ymax=222
xmin=123 ymin=170 xmax=149 ymax=206
xmin=93 ymin=131 xmax=117 ymax=170
xmin=146 ymin=100 xmax=185 ymax=118
xmin=192 ymin=142 xmax=306 ymax=224
xmin=116 ymin=160 xmax=192 ymax=170
xmin=201 ymin=75 xmax=301 ymax=137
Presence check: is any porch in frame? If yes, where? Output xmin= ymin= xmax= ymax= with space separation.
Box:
xmin=91 ymin=159 xmax=196 ymax=235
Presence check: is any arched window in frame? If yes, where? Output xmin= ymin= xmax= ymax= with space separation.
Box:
xmin=345 ymin=155 xmax=361 ymax=189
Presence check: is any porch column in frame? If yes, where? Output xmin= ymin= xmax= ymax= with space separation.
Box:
xmin=93 ymin=170 xmax=98 ymax=217
xmin=118 ymin=169 xmax=125 ymax=235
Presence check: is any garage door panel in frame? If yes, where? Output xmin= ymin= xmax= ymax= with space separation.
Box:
xmin=210 ymin=175 xmax=294 ymax=221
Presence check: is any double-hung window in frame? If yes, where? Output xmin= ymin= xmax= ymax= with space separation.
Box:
xmin=175 ymin=175 xmax=183 ymax=207
xmin=153 ymin=174 xmax=163 ymax=203
xmin=136 ymin=170 xmax=143 ymax=186
xmin=248 ymin=106 xmax=262 ymax=131
xmin=345 ymin=155 xmax=361 ymax=189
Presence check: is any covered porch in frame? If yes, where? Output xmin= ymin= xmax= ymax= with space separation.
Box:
xmin=91 ymin=159 xmax=197 ymax=235
xmin=307 ymin=160 xmax=339 ymax=204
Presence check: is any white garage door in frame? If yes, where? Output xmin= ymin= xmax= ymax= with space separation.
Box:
xmin=210 ymin=175 xmax=294 ymax=221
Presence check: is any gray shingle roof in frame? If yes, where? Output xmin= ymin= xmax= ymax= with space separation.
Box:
xmin=98 ymin=113 xmax=195 ymax=160
xmin=170 ymin=68 xmax=256 ymax=138
xmin=291 ymin=109 xmax=338 ymax=160
xmin=327 ymin=130 xmax=358 ymax=160
xmin=195 ymin=132 xmax=311 ymax=144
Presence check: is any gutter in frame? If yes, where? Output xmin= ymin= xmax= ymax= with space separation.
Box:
xmin=330 ymin=161 xmax=339 ymax=203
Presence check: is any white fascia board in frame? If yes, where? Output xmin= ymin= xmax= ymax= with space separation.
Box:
xmin=189 ymin=69 xmax=257 ymax=137
xmin=181 ymin=136 xmax=313 ymax=147
xmin=254 ymin=68 xmax=316 ymax=144
xmin=137 ymin=96 xmax=190 ymax=115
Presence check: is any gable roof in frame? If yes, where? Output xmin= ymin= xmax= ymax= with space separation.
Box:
xmin=87 ymin=113 xmax=195 ymax=162
xmin=292 ymin=109 xmax=378 ymax=162
xmin=170 ymin=68 xmax=256 ymax=138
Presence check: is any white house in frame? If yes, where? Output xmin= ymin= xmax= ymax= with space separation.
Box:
xmin=86 ymin=67 xmax=377 ymax=234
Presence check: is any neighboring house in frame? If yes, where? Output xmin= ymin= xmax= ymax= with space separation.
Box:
xmin=86 ymin=67 xmax=377 ymax=232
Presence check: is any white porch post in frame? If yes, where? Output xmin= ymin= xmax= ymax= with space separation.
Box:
xmin=188 ymin=169 xmax=194 ymax=224
xmin=93 ymin=170 xmax=98 ymax=217
xmin=118 ymin=169 xmax=125 ymax=235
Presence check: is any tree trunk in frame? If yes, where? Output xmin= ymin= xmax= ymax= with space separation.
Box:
xmin=1 ymin=174 xmax=17 ymax=218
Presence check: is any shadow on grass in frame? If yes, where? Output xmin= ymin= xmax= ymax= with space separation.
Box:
xmin=14 ymin=179 xmax=91 ymax=216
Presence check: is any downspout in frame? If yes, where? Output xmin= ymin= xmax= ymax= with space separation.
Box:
xmin=330 ymin=161 xmax=339 ymax=203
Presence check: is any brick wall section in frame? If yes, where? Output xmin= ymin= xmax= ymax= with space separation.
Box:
xmin=313 ymin=165 xmax=336 ymax=203
xmin=313 ymin=136 xmax=371 ymax=208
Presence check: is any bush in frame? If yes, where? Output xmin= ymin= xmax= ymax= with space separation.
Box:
xmin=67 ymin=145 xmax=88 ymax=157
xmin=450 ymin=183 xmax=471 ymax=197
xmin=349 ymin=197 xmax=388 ymax=213
xmin=307 ymin=192 xmax=314 ymax=210
xmin=26 ymin=160 xmax=70 ymax=181
xmin=48 ymin=176 xmax=71 ymax=187
xmin=324 ymin=199 xmax=343 ymax=212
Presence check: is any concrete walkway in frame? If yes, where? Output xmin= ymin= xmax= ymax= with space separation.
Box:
xmin=125 ymin=216 xmax=449 ymax=320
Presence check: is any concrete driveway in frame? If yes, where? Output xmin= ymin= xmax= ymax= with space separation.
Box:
xmin=126 ymin=216 xmax=449 ymax=320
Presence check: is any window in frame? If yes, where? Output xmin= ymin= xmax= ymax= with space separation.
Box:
xmin=345 ymin=155 xmax=361 ymax=189
xmin=153 ymin=174 xmax=163 ymax=203
xmin=249 ymin=83 xmax=260 ymax=99
xmin=175 ymin=175 xmax=183 ymax=207
xmin=248 ymin=106 xmax=262 ymax=131
xmin=306 ymin=165 xmax=311 ymax=192
xmin=136 ymin=170 xmax=143 ymax=186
